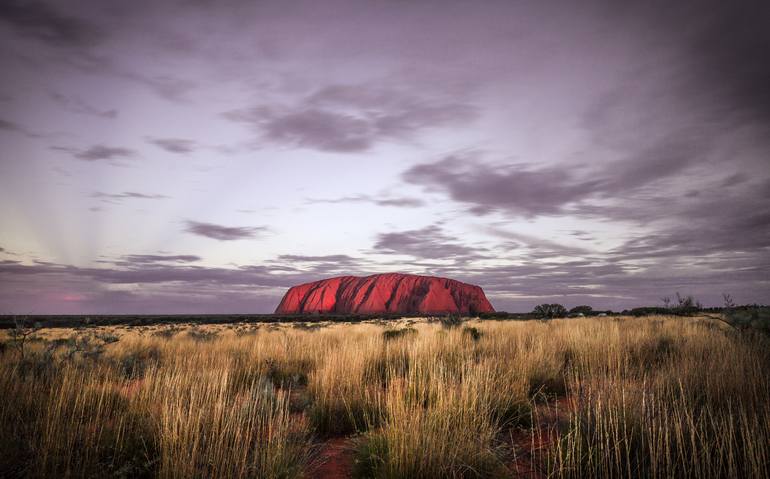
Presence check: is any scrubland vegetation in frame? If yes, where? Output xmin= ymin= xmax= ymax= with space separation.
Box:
xmin=1 ymin=315 xmax=768 ymax=478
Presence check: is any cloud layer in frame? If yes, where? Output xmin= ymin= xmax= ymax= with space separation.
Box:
xmin=184 ymin=221 xmax=267 ymax=241
xmin=224 ymin=84 xmax=476 ymax=153
xmin=0 ymin=0 xmax=767 ymax=313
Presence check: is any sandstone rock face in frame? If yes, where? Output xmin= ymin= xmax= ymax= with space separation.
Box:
xmin=275 ymin=273 xmax=495 ymax=315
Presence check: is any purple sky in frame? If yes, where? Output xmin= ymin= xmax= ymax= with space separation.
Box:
xmin=0 ymin=0 xmax=768 ymax=314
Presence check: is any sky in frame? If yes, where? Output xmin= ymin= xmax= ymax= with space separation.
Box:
xmin=0 ymin=0 xmax=768 ymax=314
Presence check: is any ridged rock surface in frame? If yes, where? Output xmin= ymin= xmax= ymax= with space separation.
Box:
xmin=275 ymin=273 xmax=495 ymax=315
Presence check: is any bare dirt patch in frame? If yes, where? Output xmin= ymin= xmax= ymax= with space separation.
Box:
xmin=312 ymin=437 xmax=355 ymax=478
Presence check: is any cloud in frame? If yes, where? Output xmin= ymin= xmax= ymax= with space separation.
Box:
xmin=608 ymin=185 xmax=770 ymax=262
xmin=373 ymin=225 xmax=482 ymax=260
xmin=74 ymin=145 xmax=135 ymax=161
xmin=92 ymin=191 xmax=169 ymax=201
xmin=185 ymin=220 xmax=267 ymax=241
xmin=670 ymin=1 xmax=770 ymax=124
xmin=120 ymin=254 xmax=201 ymax=264
xmin=0 ymin=118 xmax=40 ymax=138
xmin=224 ymin=84 xmax=476 ymax=153
xmin=721 ymin=173 xmax=749 ymax=188
xmin=309 ymin=194 xmax=425 ymax=208
xmin=0 ymin=0 xmax=104 ymax=49
xmin=402 ymin=138 xmax=721 ymax=218
xmin=128 ymin=74 xmax=197 ymax=102
xmin=0 ymin=119 xmax=20 ymax=132
xmin=276 ymin=254 xmax=358 ymax=263
xmin=403 ymin=155 xmax=598 ymax=217
xmin=50 ymin=92 xmax=117 ymax=119
xmin=0 ymin=259 xmax=290 ymax=287
xmin=147 ymin=137 xmax=197 ymax=153
xmin=0 ymin=252 xmax=374 ymax=314
xmin=0 ymin=261 xmax=289 ymax=314
xmin=486 ymin=227 xmax=592 ymax=258
xmin=376 ymin=197 xmax=425 ymax=208
xmin=226 ymin=107 xmax=373 ymax=152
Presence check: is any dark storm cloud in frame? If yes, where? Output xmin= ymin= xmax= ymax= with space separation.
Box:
xmin=373 ymin=225 xmax=483 ymax=260
xmin=73 ymin=145 xmax=136 ymax=161
xmin=147 ymin=137 xmax=197 ymax=153
xmin=224 ymin=84 xmax=476 ymax=153
xmin=184 ymin=220 xmax=267 ymax=241
xmin=309 ymin=195 xmax=425 ymax=208
xmin=92 ymin=192 xmax=170 ymax=200
xmin=0 ymin=0 xmax=104 ymax=48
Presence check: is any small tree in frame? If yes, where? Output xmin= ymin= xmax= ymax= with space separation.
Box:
xmin=661 ymin=296 xmax=672 ymax=309
xmin=672 ymin=292 xmax=702 ymax=315
xmin=532 ymin=304 xmax=568 ymax=319
xmin=722 ymin=293 xmax=736 ymax=310
xmin=8 ymin=316 xmax=40 ymax=359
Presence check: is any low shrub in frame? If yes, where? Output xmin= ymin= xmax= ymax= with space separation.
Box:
xmin=382 ymin=327 xmax=417 ymax=341
xmin=187 ymin=328 xmax=219 ymax=342
xmin=462 ymin=326 xmax=482 ymax=342
xmin=115 ymin=345 xmax=161 ymax=378
xmin=439 ymin=314 xmax=464 ymax=329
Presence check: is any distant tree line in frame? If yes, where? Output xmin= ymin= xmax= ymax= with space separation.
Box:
xmin=2 ymin=292 xmax=767 ymax=332
xmin=511 ymin=292 xmax=769 ymax=335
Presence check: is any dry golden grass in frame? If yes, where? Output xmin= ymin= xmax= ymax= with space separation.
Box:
xmin=1 ymin=315 xmax=768 ymax=478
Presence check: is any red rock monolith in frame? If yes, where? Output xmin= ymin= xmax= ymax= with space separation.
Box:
xmin=275 ymin=273 xmax=495 ymax=315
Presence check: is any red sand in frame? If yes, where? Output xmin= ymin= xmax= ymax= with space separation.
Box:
xmin=275 ymin=272 xmax=495 ymax=315
xmin=313 ymin=437 xmax=354 ymax=478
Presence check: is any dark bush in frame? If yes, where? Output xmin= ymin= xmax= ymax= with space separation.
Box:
xmin=187 ymin=328 xmax=218 ymax=342
xmin=117 ymin=345 xmax=162 ymax=378
xmin=264 ymin=358 xmax=315 ymax=387
xmin=569 ymin=305 xmax=593 ymax=316
xmin=628 ymin=307 xmax=671 ymax=316
xmin=723 ymin=305 xmax=770 ymax=335
xmin=152 ymin=326 xmax=182 ymax=339
xmin=439 ymin=313 xmax=463 ymax=329
xmin=462 ymin=326 xmax=482 ymax=342
xmin=532 ymin=304 xmax=568 ymax=319
xmin=382 ymin=327 xmax=417 ymax=341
